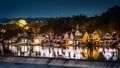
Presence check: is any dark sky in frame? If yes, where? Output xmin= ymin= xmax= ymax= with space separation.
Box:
xmin=0 ymin=0 xmax=120 ymax=18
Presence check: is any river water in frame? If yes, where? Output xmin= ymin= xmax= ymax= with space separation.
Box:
xmin=0 ymin=62 xmax=79 ymax=68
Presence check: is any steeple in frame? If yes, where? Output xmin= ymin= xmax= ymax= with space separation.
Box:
xmin=76 ymin=24 xmax=79 ymax=30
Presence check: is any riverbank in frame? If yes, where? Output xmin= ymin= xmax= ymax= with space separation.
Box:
xmin=0 ymin=56 xmax=120 ymax=68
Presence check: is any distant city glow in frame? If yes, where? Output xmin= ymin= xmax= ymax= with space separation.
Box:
xmin=16 ymin=19 xmax=27 ymax=27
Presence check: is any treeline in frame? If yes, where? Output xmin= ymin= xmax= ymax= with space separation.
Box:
xmin=0 ymin=5 xmax=120 ymax=39
xmin=41 ymin=5 xmax=120 ymax=34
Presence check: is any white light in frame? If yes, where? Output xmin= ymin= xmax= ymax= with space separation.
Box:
xmin=85 ymin=49 xmax=87 ymax=52
xmin=99 ymin=48 xmax=103 ymax=52
xmin=34 ymin=46 xmax=40 ymax=52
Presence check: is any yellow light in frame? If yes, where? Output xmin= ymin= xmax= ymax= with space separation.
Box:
xmin=69 ymin=46 xmax=73 ymax=50
xmin=1 ymin=29 xmax=6 ymax=33
xmin=24 ymin=26 xmax=29 ymax=30
xmin=83 ymin=48 xmax=90 ymax=59
xmin=34 ymin=39 xmax=40 ymax=44
xmin=92 ymin=49 xmax=99 ymax=60
xmin=16 ymin=19 xmax=27 ymax=27
xmin=68 ymin=40 xmax=73 ymax=45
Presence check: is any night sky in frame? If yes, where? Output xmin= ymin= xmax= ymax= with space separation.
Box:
xmin=0 ymin=0 xmax=120 ymax=18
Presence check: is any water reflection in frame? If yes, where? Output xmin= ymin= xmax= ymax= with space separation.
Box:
xmin=0 ymin=44 xmax=118 ymax=61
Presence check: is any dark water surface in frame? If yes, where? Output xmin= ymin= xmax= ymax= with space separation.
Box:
xmin=0 ymin=62 xmax=79 ymax=68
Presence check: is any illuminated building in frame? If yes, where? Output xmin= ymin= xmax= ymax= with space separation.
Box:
xmin=82 ymin=32 xmax=90 ymax=44
xmin=91 ymin=31 xmax=101 ymax=44
xmin=98 ymin=33 xmax=117 ymax=46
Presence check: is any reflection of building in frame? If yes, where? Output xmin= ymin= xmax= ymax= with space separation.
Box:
xmin=103 ymin=48 xmax=118 ymax=60
xmin=0 ymin=43 xmax=3 ymax=55
xmin=0 ymin=41 xmax=119 ymax=61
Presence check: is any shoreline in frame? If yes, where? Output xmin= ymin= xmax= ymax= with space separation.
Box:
xmin=0 ymin=56 xmax=120 ymax=68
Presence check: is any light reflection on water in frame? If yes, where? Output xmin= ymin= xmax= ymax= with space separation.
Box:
xmin=0 ymin=45 xmax=119 ymax=61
